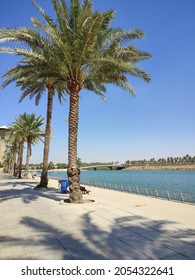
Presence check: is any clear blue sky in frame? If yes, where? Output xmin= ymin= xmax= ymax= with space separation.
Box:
xmin=0 ymin=0 xmax=195 ymax=164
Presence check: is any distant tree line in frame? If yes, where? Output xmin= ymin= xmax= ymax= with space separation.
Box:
xmin=29 ymin=162 xmax=67 ymax=170
xmin=28 ymin=160 xmax=119 ymax=170
xmin=28 ymin=155 xmax=195 ymax=171
xmin=125 ymin=154 xmax=195 ymax=167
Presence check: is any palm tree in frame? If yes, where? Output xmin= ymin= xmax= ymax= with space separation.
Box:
xmin=3 ymin=128 xmax=18 ymax=176
xmin=8 ymin=113 xmax=44 ymax=178
xmin=32 ymin=0 xmax=151 ymax=202
xmin=0 ymin=0 xmax=151 ymax=202
xmin=11 ymin=114 xmax=28 ymax=178
xmin=20 ymin=113 xmax=44 ymax=178
xmin=1 ymin=48 xmax=67 ymax=187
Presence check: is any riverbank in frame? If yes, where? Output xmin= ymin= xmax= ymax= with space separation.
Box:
xmin=29 ymin=165 xmax=195 ymax=173
xmin=126 ymin=165 xmax=195 ymax=170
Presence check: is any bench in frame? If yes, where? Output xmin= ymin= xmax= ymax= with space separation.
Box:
xmin=80 ymin=186 xmax=91 ymax=194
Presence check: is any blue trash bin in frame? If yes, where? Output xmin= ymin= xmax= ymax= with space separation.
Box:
xmin=59 ymin=180 xmax=69 ymax=194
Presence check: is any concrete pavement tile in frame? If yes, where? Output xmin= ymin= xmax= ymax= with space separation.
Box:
xmin=23 ymin=226 xmax=51 ymax=236
xmin=117 ymin=234 xmax=177 ymax=259
xmin=134 ymin=242 xmax=176 ymax=259
xmin=31 ymin=247 xmax=74 ymax=260
xmin=156 ymin=237 xmax=195 ymax=252
xmin=181 ymin=250 xmax=195 ymax=259
xmin=170 ymin=223 xmax=195 ymax=232
xmin=58 ymin=215 xmax=87 ymax=224
xmin=139 ymin=230 xmax=168 ymax=242
xmin=169 ymin=231 xmax=195 ymax=245
xmin=0 ymin=220 xmax=20 ymax=229
xmin=56 ymin=232 xmax=110 ymax=259
xmin=143 ymin=222 xmax=179 ymax=232
xmin=29 ymin=235 xmax=61 ymax=246
xmin=65 ymin=243 xmax=109 ymax=260
xmin=29 ymin=242 xmax=63 ymax=254
xmin=126 ymin=225 xmax=156 ymax=235
xmin=79 ymin=226 xmax=115 ymax=242
xmin=118 ymin=233 xmax=153 ymax=248
xmin=117 ymin=218 xmax=150 ymax=228
xmin=91 ymin=210 xmax=119 ymax=222
xmin=110 ymin=227 xmax=136 ymax=238
xmin=10 ymin=254 xmax=34 ymax=260
xmin=56 ymin=232 xmax=93 ymax=248
xmin=0 ymin=229 xmax=26 ymax=239
xmin=162 ymin=254 xmax=191 ymax=260
xmin=0 ymin=241 xmax=33 ymax=260
xmin=0 ymin=225 xmax=25 ymax=235
xmin=93 ymin=238 xmax=151 ymax=260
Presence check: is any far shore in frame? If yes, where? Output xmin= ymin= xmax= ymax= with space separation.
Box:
xmin=125 ymin=164 xmax=195 ymax=171
xmin=29 ymin=164 xmax=195 ymax=172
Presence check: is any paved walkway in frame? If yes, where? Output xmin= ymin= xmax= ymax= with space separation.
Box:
xmin=0 ymin=172 xmax=195 ymax=260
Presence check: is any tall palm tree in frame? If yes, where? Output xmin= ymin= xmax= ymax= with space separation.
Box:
xmin=11 ymin=114 xmax=27 ymax=178
xmin=31 ymin=0 xmax=151 ymax=202
xmin=3 ymin=128 xmax=18 ymax=176
xmin=1 ymin=44 xmax=67 ymax=187
xmin=0 ymin=0 xmax=151 ymax=202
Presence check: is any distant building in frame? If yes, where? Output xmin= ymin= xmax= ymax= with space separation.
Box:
xmin=0 ymin=126 xmax=9 ymax=163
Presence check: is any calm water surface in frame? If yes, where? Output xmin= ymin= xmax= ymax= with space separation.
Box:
xmin=48 ymin=170 xmax=195 ymax=194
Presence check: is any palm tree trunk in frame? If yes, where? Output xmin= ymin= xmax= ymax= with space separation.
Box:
xmin=12 ymin=148 xmax=17 ymax=176
xmin=67 ymin=84 xmax=83 ymax=203
xmin=18 ymin=140 xmax=24 ymax=178
xmin=15 ymin=149 xmax=20 ymax=177
xmin=39 ymin=83 xmax=54 ymax=187
xmin=24 ymin=140 xmax=31 ymax=178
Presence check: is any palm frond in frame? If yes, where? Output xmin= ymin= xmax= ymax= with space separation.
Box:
xmin=32 ymin=0 xmax=57 ymax=30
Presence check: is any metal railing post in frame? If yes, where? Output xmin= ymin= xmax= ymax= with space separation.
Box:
xmin=167 ymin=190 xmax=170 ymax=200
xmin=180 ymin=192 xmax=184 ymax=203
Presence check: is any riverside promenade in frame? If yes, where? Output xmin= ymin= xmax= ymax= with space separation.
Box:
xmin=0 ymin=171 xmax=195 ymax=260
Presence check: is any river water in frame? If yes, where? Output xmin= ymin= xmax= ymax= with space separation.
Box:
xmin=48 ymin=169 xmax=195 ymax=194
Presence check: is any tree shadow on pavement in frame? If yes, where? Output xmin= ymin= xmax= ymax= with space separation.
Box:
xmin=0 ymin=212 xmax=195 ymax=260
xmin=81 ymin=211 xmax=195 ymax=260
xmin=0 ymin=181 xmax=65 ymax=204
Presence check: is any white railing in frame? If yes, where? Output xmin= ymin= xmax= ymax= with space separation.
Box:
xmin=81 ymin=180 xmax=195 ymax=205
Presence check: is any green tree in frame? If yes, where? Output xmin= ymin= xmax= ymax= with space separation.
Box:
xmin=48 ymin=161 xmax=55 ymax=170
xmin=77 ymin=157 xmax=82 ymax=168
